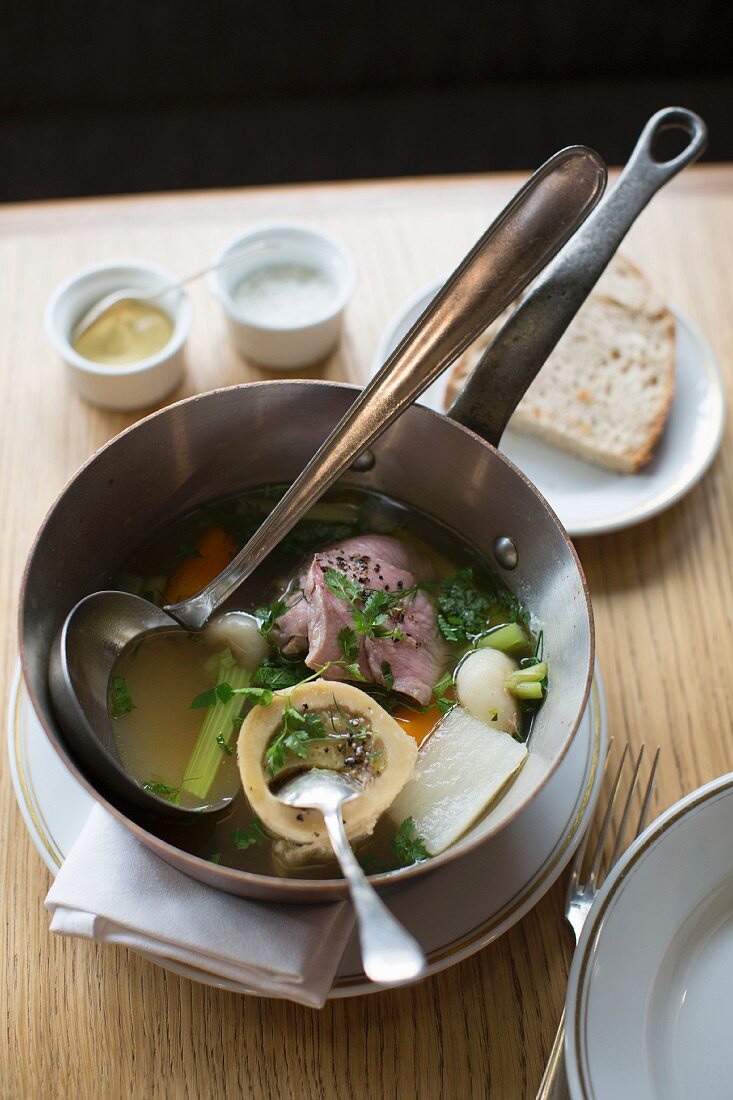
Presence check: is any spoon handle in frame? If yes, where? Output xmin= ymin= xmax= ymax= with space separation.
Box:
xmin=321 ymin=806 xmax=425 ymax=985
xmin=167 ymin=145 xmax=607 ymax=630
xmin=146 ymin=240 xmax=279 ymax=298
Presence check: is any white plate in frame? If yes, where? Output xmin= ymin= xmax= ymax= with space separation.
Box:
xmin=372 ymin=279 xmax=726 ymax=537
xmin=566 ymin=773 xmax=733 ymax=1099
xmin=8 ymin=660 xmax=605 ymax=999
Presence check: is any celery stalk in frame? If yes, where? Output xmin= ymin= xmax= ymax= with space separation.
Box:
xmin=182 ymin=650 xmax=250 ymax=801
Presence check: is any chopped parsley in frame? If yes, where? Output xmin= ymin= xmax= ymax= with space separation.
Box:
xmin=216 ymin=733 xmax=234 ymax=756
xmin=337 ymin=627 xmax=365 ymax=681
xmin=356 ymin=850 xmax=388 ymax=875
xmin=233 ymin=820 xmax=267 ymax=850
xmin=380 ymin=661 xmax=394 ymax=690
xmin=436 ymin=566 xmax=529 ymax=644
xmin=189 ymin=684 xmax=273 ymax=710
xmin=323 ymin=567 xmax=362 ymax=603
xmin=432 ymin=672 xmax=455 ymax=715
xmin=109 ymin=676 xmax=135 ymax=719
xmin=142 ymin=779 xmax=180 ymax=804
xmin=265 ymin=703 xmax=326 ymax=776
xmin=209 ymin=852 xmax=222 ymax=864
xmin=251 ymin=654 xmax=310 ymax=691
xmin=391 ymin=817 xmax=430 ymax=866
xmin=256 ymin=597 xmax=288 ymax=643
xmin=323 ymin=567 xmax=416 ymax=642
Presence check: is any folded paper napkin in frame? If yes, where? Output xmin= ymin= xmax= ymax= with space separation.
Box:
xmin=45 ymin=805 xmax=355 ymax=1008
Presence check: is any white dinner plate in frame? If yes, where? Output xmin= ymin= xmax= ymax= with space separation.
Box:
xmin=8 ymin=660 xmax=605 ymax=999
xmin=371 ymin=279 xmax=725 ymax=537
xmin=566 ymin=773 xmax=733 ymax=1099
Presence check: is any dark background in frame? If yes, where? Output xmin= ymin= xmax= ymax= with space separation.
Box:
xmin=2 ymin=0 xmax=732 ymax=202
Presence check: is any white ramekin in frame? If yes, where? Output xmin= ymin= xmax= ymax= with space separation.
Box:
xmin=44 ymin=259 xmax=193 ymax=411
xmin=208 ymin=223 xmax=357 ymax=370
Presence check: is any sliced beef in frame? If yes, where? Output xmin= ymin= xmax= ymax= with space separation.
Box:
xmin=272 ymin=592 xmax=310 ymax=657
xmin=271 ymin=534 xmax=449 ymax=705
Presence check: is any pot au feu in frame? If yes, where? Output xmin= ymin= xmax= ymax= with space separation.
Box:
xmin=107 ymin=487 xmax=549 ymax=878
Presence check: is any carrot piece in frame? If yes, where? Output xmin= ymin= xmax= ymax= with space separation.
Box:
xmin=164 ymin=527 xmax=237 ymax=604
xmin=393 ymin=704 xmax=443 ymax=747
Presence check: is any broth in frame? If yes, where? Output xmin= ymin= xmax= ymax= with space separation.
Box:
xmin=108 ymin=485 xmax=545 ymax=878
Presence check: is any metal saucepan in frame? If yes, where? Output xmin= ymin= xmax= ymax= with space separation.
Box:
xmin=19 ymin=108 xmax=705 ymax=902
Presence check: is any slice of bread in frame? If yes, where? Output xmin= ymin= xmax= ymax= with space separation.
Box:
xmin=445 ymin=255 xmax=675 ymax=474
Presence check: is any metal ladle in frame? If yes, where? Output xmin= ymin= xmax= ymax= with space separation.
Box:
xmin=49 ymin=144 xmax=607 ymax=822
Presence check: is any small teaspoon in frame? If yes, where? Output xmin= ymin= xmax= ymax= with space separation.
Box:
xmin=277 ymin=768 xmax=426 ymax=984
xmin=72 ymin=240 xmax=280 ymax=342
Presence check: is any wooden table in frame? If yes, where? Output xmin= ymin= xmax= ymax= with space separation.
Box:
xmin=1 ymin=166 xmax=732 ymax=1099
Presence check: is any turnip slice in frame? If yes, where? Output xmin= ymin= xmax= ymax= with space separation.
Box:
xmin=388 ymin=705 xmax=527 ymax=854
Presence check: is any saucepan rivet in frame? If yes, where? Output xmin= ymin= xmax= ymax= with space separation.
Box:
xmin=493 ymin=536 xmax=518 ymax=570
xmin=351 ymin=449 xmax=375 ymax=472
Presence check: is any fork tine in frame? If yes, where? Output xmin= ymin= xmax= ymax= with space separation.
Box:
xmin=607 ymin=743 xmax=645 ymax=870
xmin=586 ymin=742 xmax=629 ymax=887
xmin=635 ymin=745 xmax=660 ymax=838
xmin=564 ymin=737 xmax=616 ymax=910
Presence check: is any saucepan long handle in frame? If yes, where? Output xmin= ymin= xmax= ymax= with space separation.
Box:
xmin=168 ymin=145 xmax=607 ymax=630
xmin=447 ymin=107 xmax=708 ymax=445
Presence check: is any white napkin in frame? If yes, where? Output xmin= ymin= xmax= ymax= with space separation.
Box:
xmin=45 ymin=805 xmax=355 ymax=1008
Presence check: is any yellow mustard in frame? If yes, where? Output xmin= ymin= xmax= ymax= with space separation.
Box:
xmin=73 ymin=299 xmax=174 ymax=365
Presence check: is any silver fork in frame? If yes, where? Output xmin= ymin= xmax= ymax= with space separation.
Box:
xmin=536 ymin=741 xmax=660 ymax=1099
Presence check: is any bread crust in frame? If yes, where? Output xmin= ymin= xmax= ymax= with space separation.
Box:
xmin=444 ymin=255 xmax=676 ymax=474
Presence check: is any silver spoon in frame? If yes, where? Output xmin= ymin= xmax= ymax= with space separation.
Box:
xmin=50 ymin=145 xmax=607 ymax=821
xmin=71 ymin=240 xmax=280 ymax=342
xmin=277 ymin=769 xmax=425 ymax=983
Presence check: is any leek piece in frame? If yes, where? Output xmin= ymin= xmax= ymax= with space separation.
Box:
xmin=507 ymin=661 xmax=548 ymax=686
xmin=512 ymin=681 xmax=544 ymax=701
xmin=182 ymin=650 xmax=249 ymax=801
xmin=476 ymin=623 xmax=529 ymax=657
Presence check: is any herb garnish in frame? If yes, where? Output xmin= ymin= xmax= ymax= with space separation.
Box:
xmin=142 ymin=779 xmax=180 ymax=804
xmin=265 ymin=701 xmax=327 ymax=776
xmin=109 ymin=676 xmax=135 ymax=718
xmin=391 ymin=817 xmax=430 ymax=865
xmin=210 ymin=852 xmax=222 ymax=864
xmin=233 ymin=820 xmax=267 ymax=850
xmin=251 ymin=654 xmax=310 ymax=691
xmin=323 ymin=567 xmax=416 ymax=642
xmin=216 ymin=733 xmax=234 ymax=755
xmin=323 ymin=567 xmax=362 ymax=603
xmin=357 ymin=851 xmax=388 ymax=875
xmin=432 ymin=672 xmax=455 ymax=715
xmin=189 ymin=684 xmax=273 ymax=710
xmin=337 ymin=627 xmax=366 ymax=681
xmin=256 ymin=597 xmax=288 ymax=644
xmin=436 ymin=566 xmax=529 ymax=644
xmin=380 ymin=661 xmax=394 ymax=690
